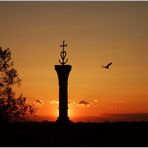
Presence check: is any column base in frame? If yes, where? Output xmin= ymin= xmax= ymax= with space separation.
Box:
xmin=56 ymin=116 xmax=72 ymax=125
xmin=56 ymin=116 xmax=69 ymax=122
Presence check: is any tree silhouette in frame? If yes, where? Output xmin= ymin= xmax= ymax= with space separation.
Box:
xmin=0 ymin=47 xmax=36 ymax=122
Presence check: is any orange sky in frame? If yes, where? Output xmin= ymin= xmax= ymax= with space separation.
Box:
xmin=0 ymin=1 xmax=148 ymax=122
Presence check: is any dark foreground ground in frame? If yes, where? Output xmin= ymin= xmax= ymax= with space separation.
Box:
xmin=0 ymin=121 xmax=148 ymax=146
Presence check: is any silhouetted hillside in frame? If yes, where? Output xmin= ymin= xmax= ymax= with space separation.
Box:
xmin=0 ymin=121 xmax=148 ymax=146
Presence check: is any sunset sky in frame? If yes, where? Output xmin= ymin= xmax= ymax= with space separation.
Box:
xmin=0 ymin=1 xmax=148 ymax=122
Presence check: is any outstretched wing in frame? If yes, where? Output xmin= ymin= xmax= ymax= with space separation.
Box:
xmin=106 ymin=62 xmax=112 ymax=67
xmin=101 ymin=62 xmax=112 ymax=69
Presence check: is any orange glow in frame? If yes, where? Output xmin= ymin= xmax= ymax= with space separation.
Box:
xmin=68 ymin=108 xmax=74 ymax=119
xmin=1 ymin=2 xmax=148 ymax=122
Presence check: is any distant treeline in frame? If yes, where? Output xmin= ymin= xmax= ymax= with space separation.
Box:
xmin=0 ymin=121 xmax=148 ymax=146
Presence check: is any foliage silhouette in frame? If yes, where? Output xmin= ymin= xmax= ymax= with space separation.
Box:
xmin=0 ymin=47 xmax=36 ymax=122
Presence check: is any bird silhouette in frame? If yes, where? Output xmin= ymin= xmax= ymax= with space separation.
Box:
xmin=101 ymin=62 xmax=112 ymax=69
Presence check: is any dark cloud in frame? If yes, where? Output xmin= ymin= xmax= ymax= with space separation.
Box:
xmin=34 ymin=99 xmax=44 ymax=105
xmin=79 ymin=100 xmax=90 ymax=105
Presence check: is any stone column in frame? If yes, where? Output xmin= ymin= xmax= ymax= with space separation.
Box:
xmin=55 ymin=64 xmax=72 ymax=123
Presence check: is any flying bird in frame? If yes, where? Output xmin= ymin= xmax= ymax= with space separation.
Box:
xmin=102 ymin=62 xmax=112 ymax=69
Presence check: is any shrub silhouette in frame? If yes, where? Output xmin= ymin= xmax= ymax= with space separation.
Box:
xmin=0 ymin=47 xmax=36 ymax=122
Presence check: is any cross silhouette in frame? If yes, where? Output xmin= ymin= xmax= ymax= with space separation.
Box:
xmin=59 ymin=40 xmax=68 ymax=65
xmin=60 ymin=40 xmax=67 ymax=51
